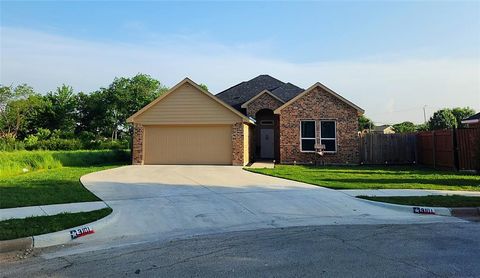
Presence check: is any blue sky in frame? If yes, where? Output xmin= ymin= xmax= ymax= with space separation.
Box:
xmin=1 ymin=1 xmax=479 ymax=124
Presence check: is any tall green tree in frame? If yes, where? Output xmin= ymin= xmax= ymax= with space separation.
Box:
xmin=1 ymin=96 xmax=47 ymax=138
xmin=0 ymin=84 xmax=41 ymax=138
xmin=451 ymin=107 xmax=475 ymax=128
xmin=102 ymin=74 xmax=168 ymax=139
xmin=76 ymin=91 xmax=111 ymax=137
xmin=0 ymin=84 xmax=35 ymax=111
xmin=42 ymin=85 xmax=78 ymax=134
xmin=428 ymin=109 xmax=457 ymax=130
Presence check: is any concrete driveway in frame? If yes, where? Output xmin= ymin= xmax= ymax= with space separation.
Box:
xmin=59 ymin=165 xmax=459 ymax=256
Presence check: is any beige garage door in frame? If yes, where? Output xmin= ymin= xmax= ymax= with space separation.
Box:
xmin=144 ymin=125 xmax=232 ymax=165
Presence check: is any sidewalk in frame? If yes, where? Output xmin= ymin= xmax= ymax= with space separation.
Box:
xmin=340 ymin=189 xmax=480 ymax=197
xmin=0 ymin=201 xmax=108 ymax=221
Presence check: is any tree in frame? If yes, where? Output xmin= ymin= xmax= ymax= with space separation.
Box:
xmin=41 ymin=85 xmax=78 ymax=134
xmin=358 ymin=115 xmax=373 ymax=131
xmin=428 ymin=109 xmax=457 ymax=130
xmin=101 ymin=74 xmax=168 ymax=139
xmin=0 ymin=84 xmax=35 ymax=112
xmin=76 ymin=91 xmax=111 ymax=137
xmin=451 ymin=107 xmax=475 ymax=128
xmin=0 ymin=84 xmax=39 ymax=137
xmin=0 ymin=85 xmax=13 ymax=112
xmin=0 ymin=94 xmax=47 ymax=138
xmin=392 ymin=121 xmax=416 ymax=133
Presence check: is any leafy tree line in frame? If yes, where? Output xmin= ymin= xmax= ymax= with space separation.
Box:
xmin=0 ymin=74 xmax=169 ymax=151
xmin=359 ymin=107 xmax=476 ymax=133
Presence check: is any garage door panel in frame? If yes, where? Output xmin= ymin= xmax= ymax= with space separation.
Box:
xmin=144 ymin=125 xmax=232 ymax=165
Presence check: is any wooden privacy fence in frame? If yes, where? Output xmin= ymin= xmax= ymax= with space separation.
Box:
xmin=456 ymin=128 xmax=480 ymax=170
xmin=416 ymin=128 xmax=480 ymax=171
xmin=359 ymin=128 xmax=480 ymax=171
xmin=359 ymin=133 xmax=417 ymax=165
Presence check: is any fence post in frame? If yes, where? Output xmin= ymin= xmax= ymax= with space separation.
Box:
xmin=414 ymin=133 xmax=418 ymax=164
xmin=452 ymin=128 xmax=459 ymax=171
xmin=432 ymin=131 xmax=436 ymax=169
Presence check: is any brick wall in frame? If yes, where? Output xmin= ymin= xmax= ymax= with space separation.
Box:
xmin=132 ymin=123 xmax=144 ymax=165
xmin=246 ymin=92 xmax=284 ymax=118
xmin=232 ymin=122 xmax=245 ymax=166
xmin=278 ymin=86 xmax=360 ymax=165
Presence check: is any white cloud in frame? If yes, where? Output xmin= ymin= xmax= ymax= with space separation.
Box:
xmin=1 ymin=27 xmax=479 ymax=124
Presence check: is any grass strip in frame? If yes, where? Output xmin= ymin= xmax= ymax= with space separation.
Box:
xmin=0 ymin=164 xmax=122 ymax=209
xmin=0 ymin=150 xmax=129 ymax=178
xmin=246 ymin=165 xmax=480 ymax=191
xmin=357 ymin=195 xmax=480 ymax=207
xmin=0 ymin=207 xmax=112 ymax=241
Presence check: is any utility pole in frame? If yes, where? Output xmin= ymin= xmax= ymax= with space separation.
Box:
xmin=423 ymin=105 xmax=427 ymax=124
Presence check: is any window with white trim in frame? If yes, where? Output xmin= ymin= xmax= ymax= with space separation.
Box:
xmin=320 ymin=120 xmax=336 ymax=152
xmin=300 ymin=121 xmax=316 ymax=152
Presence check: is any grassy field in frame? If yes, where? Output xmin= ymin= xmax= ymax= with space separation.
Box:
xmin=246 ymin=165 xmax=480 ymax=191
xmin=0 ymin=149 xmax=129 ymax=178
xmin=0 ymin=149 xmax=128 ymax=209
xmin=0 ymin=164 xmax=121 ymax=209
xmin=0 ymin=208 xmax=112 ymax=240
xmin=358 ymin=195 xmax=480 ymax=207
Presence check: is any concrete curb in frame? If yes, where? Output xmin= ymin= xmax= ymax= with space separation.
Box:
xmin=355 ymin=197 xmax=453 ymax=216
xmin=1 ymin=171 xmax=117 ymax=253
xmin=450 ymin=207 xmax=480 ymax=217
xmin=0 ymin=237 xmax=33 ymax=253
xmin=33 ymin=208 xmax=119 ymax=248
xmin=0 ymin=209 xmax=118 ymax=254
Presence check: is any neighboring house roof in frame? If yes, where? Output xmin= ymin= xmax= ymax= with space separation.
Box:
xmin=127 ymin=78 xmax=254 ymax=124
xmin=240 ymin=90 xmax=285 ymax=109
xmin=461 ymin=112 xmax=480 ymax=124
xmin=216 ymin=75 xmax=304 ymax=111
xmin=274 ymin=82 xmax=365 ymax=115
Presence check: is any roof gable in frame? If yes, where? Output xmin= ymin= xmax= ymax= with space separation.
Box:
xmin=127 ymin=78 xmax=253 ymax=124
xmin=240 ymin=90 xmax=285 ymax=108
xmin=274 ymin=82 xmax=364 ymax=115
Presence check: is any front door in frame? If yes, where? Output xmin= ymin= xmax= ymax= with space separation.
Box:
xmin=260 ymin=129 xmax=274 ymax=159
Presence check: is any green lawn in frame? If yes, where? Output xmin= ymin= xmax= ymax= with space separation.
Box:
xmin=358 ymin=195 xmax=480 ymax=208
xmin=246 ymin=165 xmax=480 ymax=191
xmin=0 ymin=165 xmax=121 ymax=209
xmin=0 ymin=208 xmax=112 ymax=240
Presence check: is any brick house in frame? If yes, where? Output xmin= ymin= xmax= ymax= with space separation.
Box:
xmin=127 ymin=75 xmax=364 ymax=166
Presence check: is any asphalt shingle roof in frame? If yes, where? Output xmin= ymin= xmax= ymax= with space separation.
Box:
xmin=271 ymin=82 xmax=305 ymax=102
xmin=216 ymin=75 xmax=304 ymax=112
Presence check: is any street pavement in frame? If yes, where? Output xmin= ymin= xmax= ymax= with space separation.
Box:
xmin=2 ymin=222 xmax=479 ymax=277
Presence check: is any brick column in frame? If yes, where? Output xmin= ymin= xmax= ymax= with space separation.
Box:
xmin=132 ymin=123 xmax=144 ymax=165
xmin=232 ymin=122 xmax=244 ymax=166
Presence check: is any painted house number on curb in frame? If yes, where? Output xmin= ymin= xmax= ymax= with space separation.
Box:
xmin=70 ymin=226 xmax=94 ymax=239
xmin=413 ymin=207 xmax=435 ymax=215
